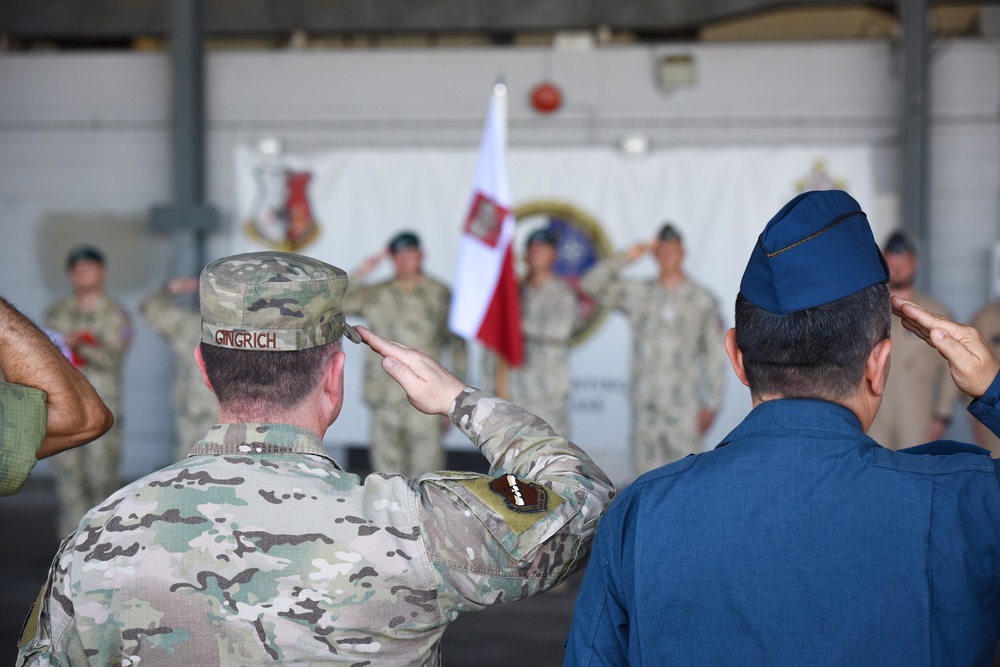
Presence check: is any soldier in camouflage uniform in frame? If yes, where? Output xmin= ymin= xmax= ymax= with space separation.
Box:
xmin=485 ymin=227 xmax=579 ymax=434
xmin=44 ymin=246 xmax=131 ymax=535
xmin=0 ymin=295 xmax=112 ymax=496
xmin=18 ymin=251 xmax=615 ymax=666
xmin=582 ymin=224 xmax=727 ymax=474
xmin=140 ymin=277 xmax=218 ymax=460
xmin=344 ymin=231 xmax=467 ymax=476
xmin=867 ymin=231 xmax=960 ymax=449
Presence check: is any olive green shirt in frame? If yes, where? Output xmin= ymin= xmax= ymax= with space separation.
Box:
xmin=0 ymin=383 xmax=46 ymax=496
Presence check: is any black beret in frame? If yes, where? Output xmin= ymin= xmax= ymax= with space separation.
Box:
xmin=525 ymin=227 xmax=558 ymax=248
xmin=882 ymin=230 xmax=916 ymax=255
xmin=65 ymin=245 xmax=105 ymax=271
xmin=387 ymin=231 xmax=421 ymax=254
xmin=657 ymin=224 xmax=682 ymax=243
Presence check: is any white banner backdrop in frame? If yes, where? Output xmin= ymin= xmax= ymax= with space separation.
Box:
xmin=232 ymin=145 xmax=877 ymax=483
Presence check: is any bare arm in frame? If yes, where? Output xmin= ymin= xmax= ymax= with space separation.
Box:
xmin=0 ymin=297 xmax=113 ymax=458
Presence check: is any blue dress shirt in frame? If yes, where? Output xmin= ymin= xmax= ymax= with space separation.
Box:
xmin=566 ymin=375 xmax=1000 ymax=665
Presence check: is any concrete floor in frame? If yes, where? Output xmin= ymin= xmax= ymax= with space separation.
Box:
xmin=0 ymin=473 xmax=582 ymax=666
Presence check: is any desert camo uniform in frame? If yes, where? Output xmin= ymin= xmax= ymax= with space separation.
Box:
xmin=344 ymin=275 xmax=467 ymax=476
xmin=140 ymin=288 xmax=217 ymax=460
xmin=501 ymin=277 xmax=578 ymax=435
xmin=582 ymin=254 xmax=726 ymax=473
xmin=867 ymin=291 xmax=961 ymax=449
xmin=44 ymin=294 xmax=131 ymax=535
xmin=17 ymin=389 xmax=614 ymax=666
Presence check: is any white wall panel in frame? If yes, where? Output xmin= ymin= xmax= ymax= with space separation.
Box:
xmin=0 ymin=39 xmax=997 ymax=480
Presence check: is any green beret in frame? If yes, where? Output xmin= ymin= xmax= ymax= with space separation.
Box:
xmin=388 ymin=231 xmax=421 ymax=254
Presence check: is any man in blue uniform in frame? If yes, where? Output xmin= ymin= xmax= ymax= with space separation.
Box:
xmin=565 ymin=190 xmax=1000 ymax=665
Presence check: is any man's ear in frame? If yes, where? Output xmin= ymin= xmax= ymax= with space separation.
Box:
xmin=865 ymin=337 xmax=893 ymax=397
xmin=323 ymin=350 xmax=347 ymax=420
xmin=724 ymin=328 xmax=750 ymax=388
xmin=194 ymin=346 xmax=216 ymax=395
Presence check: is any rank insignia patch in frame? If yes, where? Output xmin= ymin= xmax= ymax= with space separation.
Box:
xmin=488 ymin=474 xmax=548 ymax=513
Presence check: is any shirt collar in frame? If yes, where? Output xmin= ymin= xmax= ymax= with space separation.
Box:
xmin=716 ymin=398 xmax=867 ymax=450
xmin=190 ymin=422 xmax=340 ymax=467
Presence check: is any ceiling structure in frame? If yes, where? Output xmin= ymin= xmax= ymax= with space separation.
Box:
xmin=0 ymin=1 xmax=988 ymax=48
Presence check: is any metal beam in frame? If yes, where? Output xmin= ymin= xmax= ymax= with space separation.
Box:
xmin=899 ymin=0 xmax=930 ymax=253
xmin=150 ymin=0 xmax=216 ymax=279
xmin=0 ymin=0 xmax=984 ymax=38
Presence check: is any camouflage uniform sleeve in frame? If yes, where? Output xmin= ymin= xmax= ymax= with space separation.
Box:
xmin=0 ymin=383 xmax=45 ymax=496
xmin=579 ymin=254 xmax=633 ymax=313
xmin=341 ymin=276 xmax=369 ymax=317
xmin=139 ymin=288 xmax=184 ymax=339
xmin=415 ymin=389 xmax=615 ymax=612
xmin=17 ymin=537 xmax=89 ymax=666
xmin=699 ymin=294 xmax=728 ymax=412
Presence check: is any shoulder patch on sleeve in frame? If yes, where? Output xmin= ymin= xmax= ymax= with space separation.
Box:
xmin=458 ymin=475 xmax=564 ymax=535
xmin=18 ymin=582 xmax=46 ymax=652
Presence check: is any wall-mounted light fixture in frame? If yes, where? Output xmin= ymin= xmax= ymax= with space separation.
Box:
xmin=620 ymin=135 xmax=651 ymax=155
xmin=656 ymin=53 xmax=696 ymax=92
xmin=257 ymin=137 xmax=283 ymax=156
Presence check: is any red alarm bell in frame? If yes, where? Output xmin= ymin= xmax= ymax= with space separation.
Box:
xmin=530 ymin=82 xmax=562 ymax=114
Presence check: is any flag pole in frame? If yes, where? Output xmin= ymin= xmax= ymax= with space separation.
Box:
xmin=493 ymin=76 xmax=510 ymax=402
xmin=449 ymin=76 xmax=524 ymax=393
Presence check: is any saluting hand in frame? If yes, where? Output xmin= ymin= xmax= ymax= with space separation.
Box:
xmin=893 ymin=296 xmax=1000 ymax=398
xmin=355 ymin=250 xmax=389 ymax=279
xmin=357 ymin=326 xmax=466 ymax=416
xmin=624 ymin=242 xmax=652 ymax=262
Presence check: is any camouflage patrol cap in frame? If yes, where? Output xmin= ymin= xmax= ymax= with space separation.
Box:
xmin=200 ymin=252 xmax=361 ymax=352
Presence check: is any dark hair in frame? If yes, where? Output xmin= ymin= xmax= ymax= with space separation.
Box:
xmin=199 ymin=341 xmax=339 ymax=414
xmin=734 ymin=282 xmax=891 ymax=400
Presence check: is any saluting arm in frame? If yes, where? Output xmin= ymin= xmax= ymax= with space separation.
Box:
xmin=358 ymin=325 xmax=615 ymax=607
xmin=0 ymin=297 xmax=113 ymax=459
xmin=894 ymin=296 xmax=1000 ymax=438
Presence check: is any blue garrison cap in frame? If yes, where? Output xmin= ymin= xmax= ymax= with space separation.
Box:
xmin=740 ymin=190 xmax=889 ymax=314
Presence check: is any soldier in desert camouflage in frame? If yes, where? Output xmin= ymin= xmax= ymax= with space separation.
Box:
xmin=582 ymin=224 xmax=727 ymax=474
xmin=867 ymin=231 xmax=960 ymax=449
xmin=140 ymin=277 xmax=218 ymax=460
xmin=44 ymin=245 xmax=132 ymax=536
xmin=18 ymin=251 xmax=615 ymax=666
xmin=485 ymin=226 xmax=580 ymax=434
xmin=344 ymin=231 xmax=467 ymax=477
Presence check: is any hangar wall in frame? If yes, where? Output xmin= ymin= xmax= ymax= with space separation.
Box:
xmin=0 ymin=39 xmax=997 ymax=481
